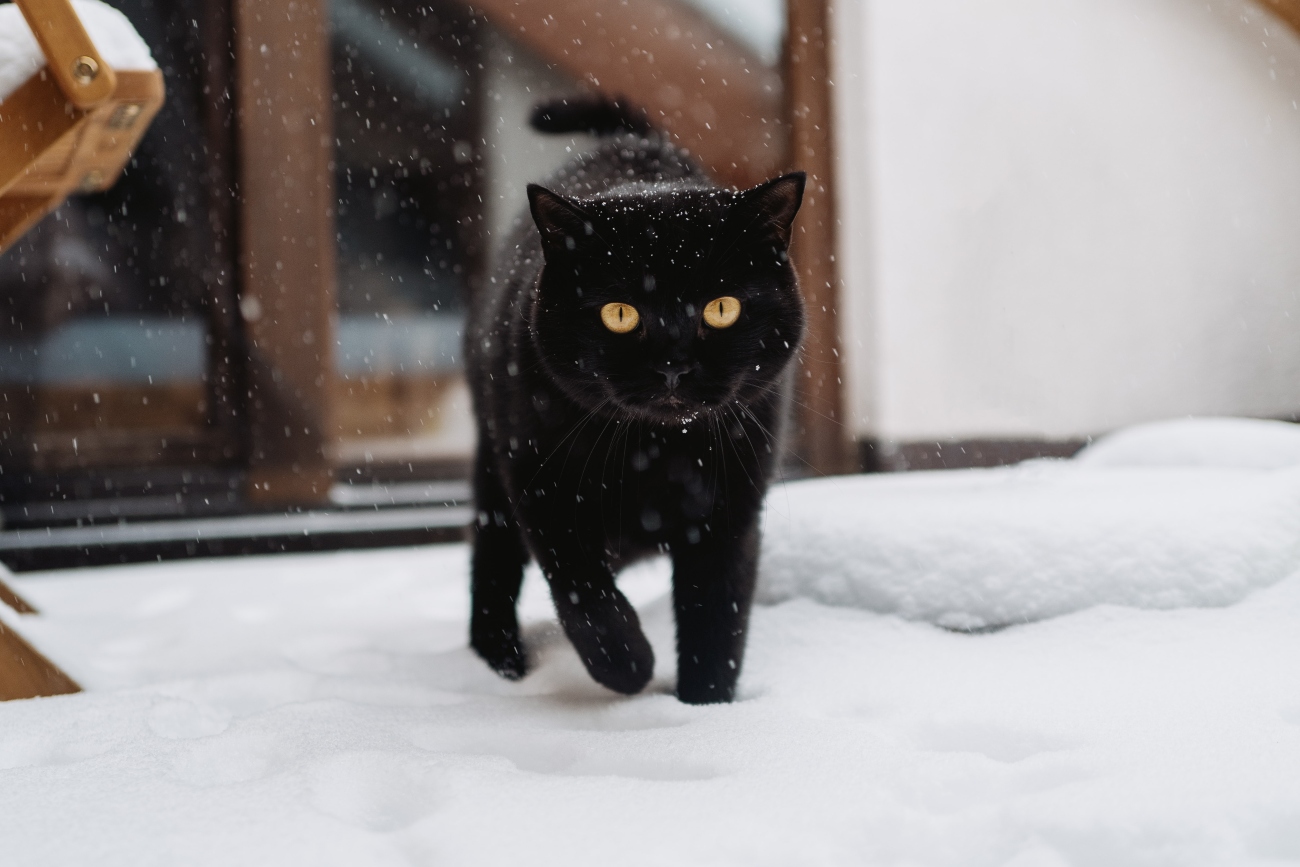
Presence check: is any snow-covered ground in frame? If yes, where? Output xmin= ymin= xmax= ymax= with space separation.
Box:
xmin=2 ymin=418 xmax=1300 ymax=865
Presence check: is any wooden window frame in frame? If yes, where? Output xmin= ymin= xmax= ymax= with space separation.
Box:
xmin=232 ymin=0 xmax=337 ymax=505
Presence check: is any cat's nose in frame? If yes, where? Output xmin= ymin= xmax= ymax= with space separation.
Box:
xmin=655 ymin=362 xmax=696 ymax=391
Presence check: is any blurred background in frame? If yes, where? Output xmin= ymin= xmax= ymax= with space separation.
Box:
xmin=1 ymin=0 xmax=1299 ymax=569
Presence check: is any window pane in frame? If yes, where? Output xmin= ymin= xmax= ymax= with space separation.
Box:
xmin=0 ymin=0 xmax=239 ymax=518
xmin=331 ymin=0 xmax=481 ymax=468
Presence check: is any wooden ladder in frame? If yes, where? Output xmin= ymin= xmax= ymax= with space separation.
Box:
xmin=0 ymin=0 xmax=164 ymax=699
xmin=0 ymin=0 xmax=164 ymax=254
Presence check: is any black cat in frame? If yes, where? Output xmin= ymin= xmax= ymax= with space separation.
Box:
xmin=466 ymin=97 xmax=805 ymax=704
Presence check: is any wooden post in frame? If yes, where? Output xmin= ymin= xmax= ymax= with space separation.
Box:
xmin=785 ymin=0 xmax=855 ymax=476
xmin=233 ymin=0 xmax=337 ymax=505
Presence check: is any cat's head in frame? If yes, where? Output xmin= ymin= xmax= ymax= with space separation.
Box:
xmin=527 ymin=173 xmax=806 ymax=423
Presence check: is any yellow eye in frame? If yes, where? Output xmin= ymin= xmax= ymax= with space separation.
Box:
xmin=600 ymin=302 xmax=640 ymax=333
xmin=702 ymin=296 xmax=741 ymax=329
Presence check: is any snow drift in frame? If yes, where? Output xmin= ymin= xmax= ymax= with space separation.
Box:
xmin=759 ymin=418 xmax=1300 ymax=628
xmin=1074 ymin=416 xmax=1300 ymax=469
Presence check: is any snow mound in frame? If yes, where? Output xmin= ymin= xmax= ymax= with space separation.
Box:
xmin=0 ymin=0 xmax=155 ymax=102
xmin=759 ymin=461 xmax=1300 ymax=629
xmin=1075 ymin=416 xmax=1300 ymax=469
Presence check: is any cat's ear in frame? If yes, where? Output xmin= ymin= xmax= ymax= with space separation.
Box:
xmin=734 ymin=172 xmax=806 ymax=247
xmin=528 ymin=184 xmax=597 ymax=259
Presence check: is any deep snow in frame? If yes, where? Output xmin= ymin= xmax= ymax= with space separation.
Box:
xmin=1 ymin=418 xmax=1299 ymax=865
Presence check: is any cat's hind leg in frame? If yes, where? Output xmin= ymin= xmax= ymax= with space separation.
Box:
xmin=470 ymin=446 xmax=529 ymax=680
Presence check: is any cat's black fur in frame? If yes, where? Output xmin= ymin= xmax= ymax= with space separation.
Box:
xmin=466 ymin=97 xmax=805 ymax=704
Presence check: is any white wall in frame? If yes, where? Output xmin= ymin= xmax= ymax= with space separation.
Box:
xmin=833 ymin=0 xmax=1300 ymax=441
xmin=481 ymin=30 xmax=595 ymax=263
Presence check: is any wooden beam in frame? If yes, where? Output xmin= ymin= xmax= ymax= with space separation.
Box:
xmin=0 ymin=68 xmax=165 ymax=255
xmin=233 ymin=0 xmax=338 ymax=505
xmin=786 ymin=0 xmax=854 ymax=475
xmin=1258 ymin=0 xmax=1300 ymax=36
xmin=0 ymin=68 xmax=83 ymax=200
xmin=0 ymin=621 xmax=79 ymax=701
xmin=0 ymin=569 xmax=79 ymax=702
xmin=467 ymin=0 xmax=786 ymax=188
xmin=0 ymin=578 xmax=38 ymax=615
xmin=0 ymin=194 xmax=65 ymax=254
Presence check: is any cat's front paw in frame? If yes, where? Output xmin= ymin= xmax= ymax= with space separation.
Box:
xmin=579 ymin=639 xmax=654 ymax=695
xmin=471 ymin=626 xmax=528 ymax=681
xmin=563 ymin=613 xmax=655 ymax=695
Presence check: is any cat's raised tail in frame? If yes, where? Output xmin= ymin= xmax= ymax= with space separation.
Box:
xmin=529 ymin=95 xmax=652 ymax=137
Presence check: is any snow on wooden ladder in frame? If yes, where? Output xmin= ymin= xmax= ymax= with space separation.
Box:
xmin=0 ymin=0 xmax=164 ymax=254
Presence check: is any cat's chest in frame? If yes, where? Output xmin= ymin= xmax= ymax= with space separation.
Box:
xmin=527 ymin=413 xmax=750 ymax=518
xmin=583 ymin=431 xmax=717 ymax=530
xmin=527 ymin=415 xmax=713 ymax=484
xmin=498 ymin=373 xmax=775 ymax=518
